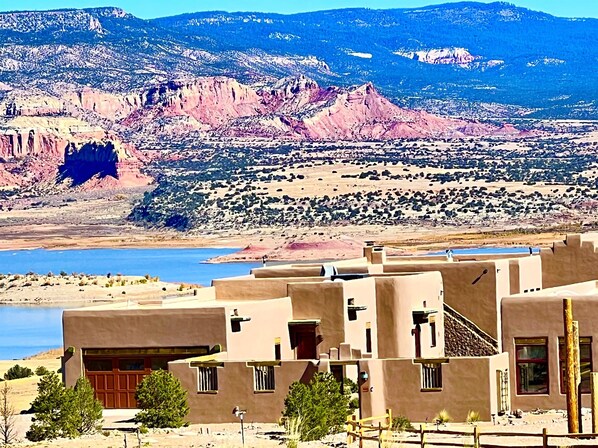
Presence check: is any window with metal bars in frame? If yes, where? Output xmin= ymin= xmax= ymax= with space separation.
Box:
xmin=197 ymin=366 xmax=218 ymax=392
xmin=421 ymin=363 xmax=442 ymax=390
xmin=254 ymin=365 xmax=275 ymax=391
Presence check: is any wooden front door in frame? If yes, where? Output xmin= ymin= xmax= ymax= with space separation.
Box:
xmin=292 ymin=326 xmax=318 ymax=360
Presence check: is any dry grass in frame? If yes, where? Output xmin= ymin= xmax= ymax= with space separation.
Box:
xmin=0 ymin=357 xmax=61 ymax=412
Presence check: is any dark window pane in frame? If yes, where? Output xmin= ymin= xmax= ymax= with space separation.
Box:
xmin=118 ymin=358 xmax=145 ymax=371
xmin=86 ymin=359 xmax=112 ymax=371
xmin=517 ymin=345 xmax=547 ymax=360
xmin=518 ymin=362 xmax=548 ymax=394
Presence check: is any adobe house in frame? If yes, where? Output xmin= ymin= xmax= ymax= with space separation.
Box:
xmin=62 ymin=240 xmax=515 ymax=424
xmin=63 ymin=290 xmax=294 ymax=408
xmin=502 ymin=280 xmax=598 ymax=411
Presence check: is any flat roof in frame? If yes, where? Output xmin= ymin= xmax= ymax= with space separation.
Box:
xmin=505 ymin=280 xmax=598 ymax=299
xmin=66 ymin=296 xmax=290 ymax=312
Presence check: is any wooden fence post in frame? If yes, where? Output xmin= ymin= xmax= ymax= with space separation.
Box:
xmin=347 ymin=414 xmax=357 ymax=445
xmin=473 ymin=425 xmax=479 ymax=448
xmin=359 ymin=419 xmax=364 ymax=448
xmin=420 ymin=424 xmax=426 ymax=448
xmin=378 ymin=422 xmax=382 ymax=448
xmin=346 ymin=416 xmax=351 ymax=445
xmin=542 ymin=427 xmax=548 ymax=448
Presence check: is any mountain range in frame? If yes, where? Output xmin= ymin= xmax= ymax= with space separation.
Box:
xmin=0 ymin=2 xmax=594 ymax=192
xmin=0 ymin=2 xmax=597 ymax=118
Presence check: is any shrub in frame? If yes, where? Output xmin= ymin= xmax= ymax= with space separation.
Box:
xmin=434 ymin=409 xmax=452 ymax=425
xmin=4 ymin=364 xmax=34 ymax=380
xmin=392 ymin=415 xmax=414 ymax=432
xmin=284 ymin=416 xmax=302 ymax=448
xmin=26 ymin=372 xmax=69 ymax=441
xmin=282 ymin=372 xmax=351 ymax=441
xmin=25 ymin=373 xmax=103 ymax=441
xmin=343 ymin=378 xmax=358 ymax=395
xmin=35 ymin=366 xmax=50 ymax=376
xmin=135 ymin=370 xmax=189 ymax=428
xmin=466 ymin=410 xmax=480 ymax=424
xmin=69 ymin=377 xmax=103 ymax=434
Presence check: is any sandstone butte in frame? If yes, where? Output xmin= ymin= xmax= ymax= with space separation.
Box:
xmin=0 ymin=75 xmax=529 ymax=190
xmin=0 ymin=126 xmax=151 ymax=190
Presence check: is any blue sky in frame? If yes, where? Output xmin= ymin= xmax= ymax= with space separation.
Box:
xmin=7 ymin=1 xmax=598 ymax=19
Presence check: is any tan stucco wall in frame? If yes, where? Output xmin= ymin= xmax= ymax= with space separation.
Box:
xmin=341 ymin=278 xmax=379 ymax=358
xmin=288 ymin=281 xmax=346 ymax=356
xmin=212 ymin=276 xmax=324 ymax=301
xmin=359 ymin=354 xmax=509 ymax=422
xmin=374 ymin=273 xmax=444 ymax=359
xmin=169 ymin=360 xmax=318 ymax=423
xmin=508 ymin=256 xmax=542 ymax=295
xmin=541 ymin=234 xmax=598 ymax=289
xmin=286 ymin=278 xmax=380 ymax=357
xmin=501 ymin=291 xmax=598 ymax=410
xmin=383 ymin=260 xmax=507 ymax=339
xmin=224 ymin=298 xmax=294 ymax=361
xmin=63 ymin=307 xmax=228 ymax=387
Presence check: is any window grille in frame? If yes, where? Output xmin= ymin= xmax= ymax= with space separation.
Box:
xmin=254 ymin=365 xmax=275 ymax=391
xmin=421 ymin=363 xmax=442 ymax=389
xmin=197 ymin=366 xmax=218 ymax=392
xmin=499 ymin=369 xmax=510 ymax=414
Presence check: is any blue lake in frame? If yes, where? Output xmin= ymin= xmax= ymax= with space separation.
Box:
xmin=0 ymin=248 xmax=260 ymax=360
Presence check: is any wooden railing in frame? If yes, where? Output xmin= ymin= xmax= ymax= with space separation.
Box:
xmin=346 ymin=410 xmax=598 ymax=448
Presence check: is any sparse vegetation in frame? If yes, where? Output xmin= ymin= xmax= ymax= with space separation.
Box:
xmin=0 ymin=382 xmax=16 ymax=445
xmin=392 ymin=415 xmax=414 ymax=432
xmin=284 ymin=415 xmax=303 ymax=448
xmin=434 ymin=409 xmax=452 ymax=425
xmin=129 ymin=136 xmax=598 ymax=233
xmin=466 ymin=410 xmax=481 ymax=424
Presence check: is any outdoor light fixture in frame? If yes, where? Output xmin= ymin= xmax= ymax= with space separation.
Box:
xmin=359 ymin=371 xmax=369 ymax=381
xmin=232 ymin=406 xmax=247 ymax=445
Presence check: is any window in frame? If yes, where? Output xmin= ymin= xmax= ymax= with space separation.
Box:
xmin=274 ymin=337 xmax=281 ymax=361
xmin=85 ymin=359 xmax=112 ymax=372
xmin=559 ymin=337 xmax=592 ymax=394
xmin=430 ymin=321 xmax=437 ymax=348
xmin=365 ymin=325 xmax=372 ymax=354
xmin=254 ymin=365 xmax=275 ymax=391
xmin=118 ymin=358 xmax=145 ymax=371
xmin=197 ymin=366 xmax=218 ymax=392
xmin=421 ymin=363 xmax=442 ymax=390
xmin=515 ymin=338 xmax=548 ymax=394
